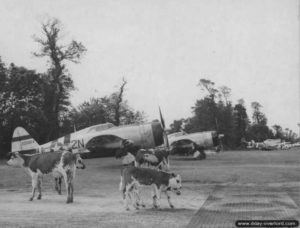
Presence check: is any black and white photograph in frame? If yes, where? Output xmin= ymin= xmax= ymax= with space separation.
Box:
xmin=0 ymin=0 xmax=299 ymax=227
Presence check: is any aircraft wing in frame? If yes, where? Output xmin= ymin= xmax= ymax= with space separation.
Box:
xmin=168 ymin=131 xmax=216 ymax=148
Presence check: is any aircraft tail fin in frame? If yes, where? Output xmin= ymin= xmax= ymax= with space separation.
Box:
xmin=11 ymin=127 xmax=40 ymax=153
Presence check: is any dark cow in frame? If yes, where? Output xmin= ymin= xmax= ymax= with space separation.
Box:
xmin=7 ymin=150 xmax=84 ymax=203
xmin=115 ymin=139 xmax=137 ymax=167
xmin=120 ymin=166 xmax=182 ymax=210
xmin=135 ymin=148 xmax=169 ymax=171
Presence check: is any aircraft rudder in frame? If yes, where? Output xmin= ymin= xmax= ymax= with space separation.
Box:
xmin=11 ymin=126 xmax=40 ymax=153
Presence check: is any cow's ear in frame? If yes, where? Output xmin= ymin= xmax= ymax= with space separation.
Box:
xmin=171 ymin=173 xmax=176 ymax=177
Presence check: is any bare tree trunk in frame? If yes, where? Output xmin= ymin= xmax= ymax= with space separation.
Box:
xmin=114 ymin=78 xmax=127 ymax=126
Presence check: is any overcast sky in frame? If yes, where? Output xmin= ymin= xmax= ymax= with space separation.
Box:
xmin=0 ymin=0 xmax=299 ymax=133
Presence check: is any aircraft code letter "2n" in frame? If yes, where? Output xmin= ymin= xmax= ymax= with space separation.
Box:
xmin=71 ymin=139 xmax=84 ymax=149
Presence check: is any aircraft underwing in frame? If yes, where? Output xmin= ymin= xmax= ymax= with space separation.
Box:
xmin=168 ymin=131 xmax=224 ymax=157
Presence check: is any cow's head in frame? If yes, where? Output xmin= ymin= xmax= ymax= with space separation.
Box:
xmin=167 ymin=173 xmax=182 ymax=195
xmin=7 ymin=152 xmax=24 ymax=168
xmin=75 ymin=154 xmax=86 ymax=169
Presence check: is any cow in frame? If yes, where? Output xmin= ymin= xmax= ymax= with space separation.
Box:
xmin=120 ymin=166 xmax=182 ymax=210
xmin=7 ymin=150 xmax=84 ymax=203
xmin=135 ymin=148 xmax=170 ymax=171
xmin=54 ymin=154 xmax=85 ymax=195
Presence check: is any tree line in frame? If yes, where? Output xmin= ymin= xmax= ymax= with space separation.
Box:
xmin=0 ymin=18 xmax=144 ymax=157
xmin=0 ymin=18 xmax=297 ymax=157
xmin=169 ymin=79 xmax=298 ymax=149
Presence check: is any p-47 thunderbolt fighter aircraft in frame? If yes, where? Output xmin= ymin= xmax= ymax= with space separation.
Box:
xmin=11 ymin=122 xmax=164 ymax=157
xmin=168 ymin=131 xmax=224 ymax=159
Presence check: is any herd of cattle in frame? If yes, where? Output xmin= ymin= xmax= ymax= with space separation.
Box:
xmin=6 ymin=139 xmax=182 ymax=210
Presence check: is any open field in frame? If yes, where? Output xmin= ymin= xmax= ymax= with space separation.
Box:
xmin=0 ymin=149 xmax=299 ymax=228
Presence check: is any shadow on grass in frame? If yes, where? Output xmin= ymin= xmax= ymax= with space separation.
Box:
xmin=171 ymin=157 xmax=200 ymax=161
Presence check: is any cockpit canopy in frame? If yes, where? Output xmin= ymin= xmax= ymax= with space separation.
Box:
xmin=87 ymin=123 xmax=115 ymax=133
xmin=168 ymin=131 xmax=187 ymax=138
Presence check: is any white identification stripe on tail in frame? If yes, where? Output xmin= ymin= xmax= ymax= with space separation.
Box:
xmin=11 ymin=127 xmax=39 ymax=152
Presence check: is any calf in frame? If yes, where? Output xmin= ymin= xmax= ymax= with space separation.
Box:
xmin=7 ymin=151 xmax=82 ymax=203
xmin=120 ymin=166 xmax=182 ymax=210
xmin=135 ymin=148 xmax=170 ymax=171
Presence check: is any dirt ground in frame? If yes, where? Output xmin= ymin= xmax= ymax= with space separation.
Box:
xmin=0 ymin=149 xmax=299 ymax=228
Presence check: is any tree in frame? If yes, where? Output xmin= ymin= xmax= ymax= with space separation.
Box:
xmin=251 ymin=101 xmax=267 ymax=125
xmin=272 ymin=125 xmax=283 ymax=139
xmin=189 ymin=97 xmax=218 ymax=132
xmin=61 ymin=78 xmax=146 ymax=133
xmin=246 ymin=101 xmax=273 ymax=141
xmin=246 ymin=124 xmax=273 ymax=142
xmin=216 ymin=100 xmax=236 ymax=148
xmin=111 ymin=78 xmax=127 ymax=126
xmin=99 ymin=78 xmax=145 ymax=126
xmin=169 ymin=119 xmax=185 ymax=134
xmin=198 ymin=78 xmax=218 ymax=100
xmin=33 ymin=18 xmax=86 ymax=141
xmin=218 ymin=86 xmax=231 ymax=105
xmin=0 ymin=62 xmax=46 ymax=156
xmin=233 ymin=99 xmax=249 ymax=146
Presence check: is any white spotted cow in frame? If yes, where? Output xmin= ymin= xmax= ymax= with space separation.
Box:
xmin=54 ymin=153 xmax=85 ymax=195
xmin=7 ymin=150 xmax=84 ymax=203
xmin=120 ymin=166 xmax=182 ymax=210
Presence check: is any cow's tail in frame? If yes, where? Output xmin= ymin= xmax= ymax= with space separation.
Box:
xmin=11 ymin=127 xmax=40 ymax=154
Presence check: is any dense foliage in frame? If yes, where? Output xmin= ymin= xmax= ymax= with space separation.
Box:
xmin=169 ymin=79 xmax=298 ymax=149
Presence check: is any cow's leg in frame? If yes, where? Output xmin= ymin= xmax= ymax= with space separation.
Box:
xmin=165 ymin=156 xmax=170 ymax=170
xmin=164 ymin=190 xmax=174 ymax=208
xmin=68 ymin=168 xmax=76 ymax=203
xmin=61 ymin=171 xmax=71 ymax=204
xmin=54 ymin=172 xmax=62 ymax=195
xmin=57 ymin=177 xmax=62 ymax=195
xmin=163 ymin=157 xmax=170 ymax=171
xmin=152 ymin=185 xmax=160 ymax=208
xmin=134 ymin=160 xmax=139 ymax=167
xmin=130 ymin=184 xmax=142 ymax=210
xmin=119 ymin=176 xmax=127 ymax=200
xmin=37 ymin=175 xmax=42 ymax=200
xmin=65 ymin=169 xmax=74 ymax=203
xmin=133 ymin=186 xmax=145 ymax=208
xmin=124 ymin=184 xmax=132 ymax=211
xmin=155 ymin=186 xmax=162 ymax=208
xmin=54 ymin=178 xmax=59 ymax=194
xmin=29 ymin=173 xmax=38 ymax=201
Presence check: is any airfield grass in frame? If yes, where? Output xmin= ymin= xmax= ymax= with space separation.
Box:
xmin=0 ymin=148 xmax=299 ymax=227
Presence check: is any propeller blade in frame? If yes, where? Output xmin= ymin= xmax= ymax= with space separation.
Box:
xmin=158 ymin=106 xmax=170 ymax=150
xmin=159 ymin=106 xmax=165 ymax=129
